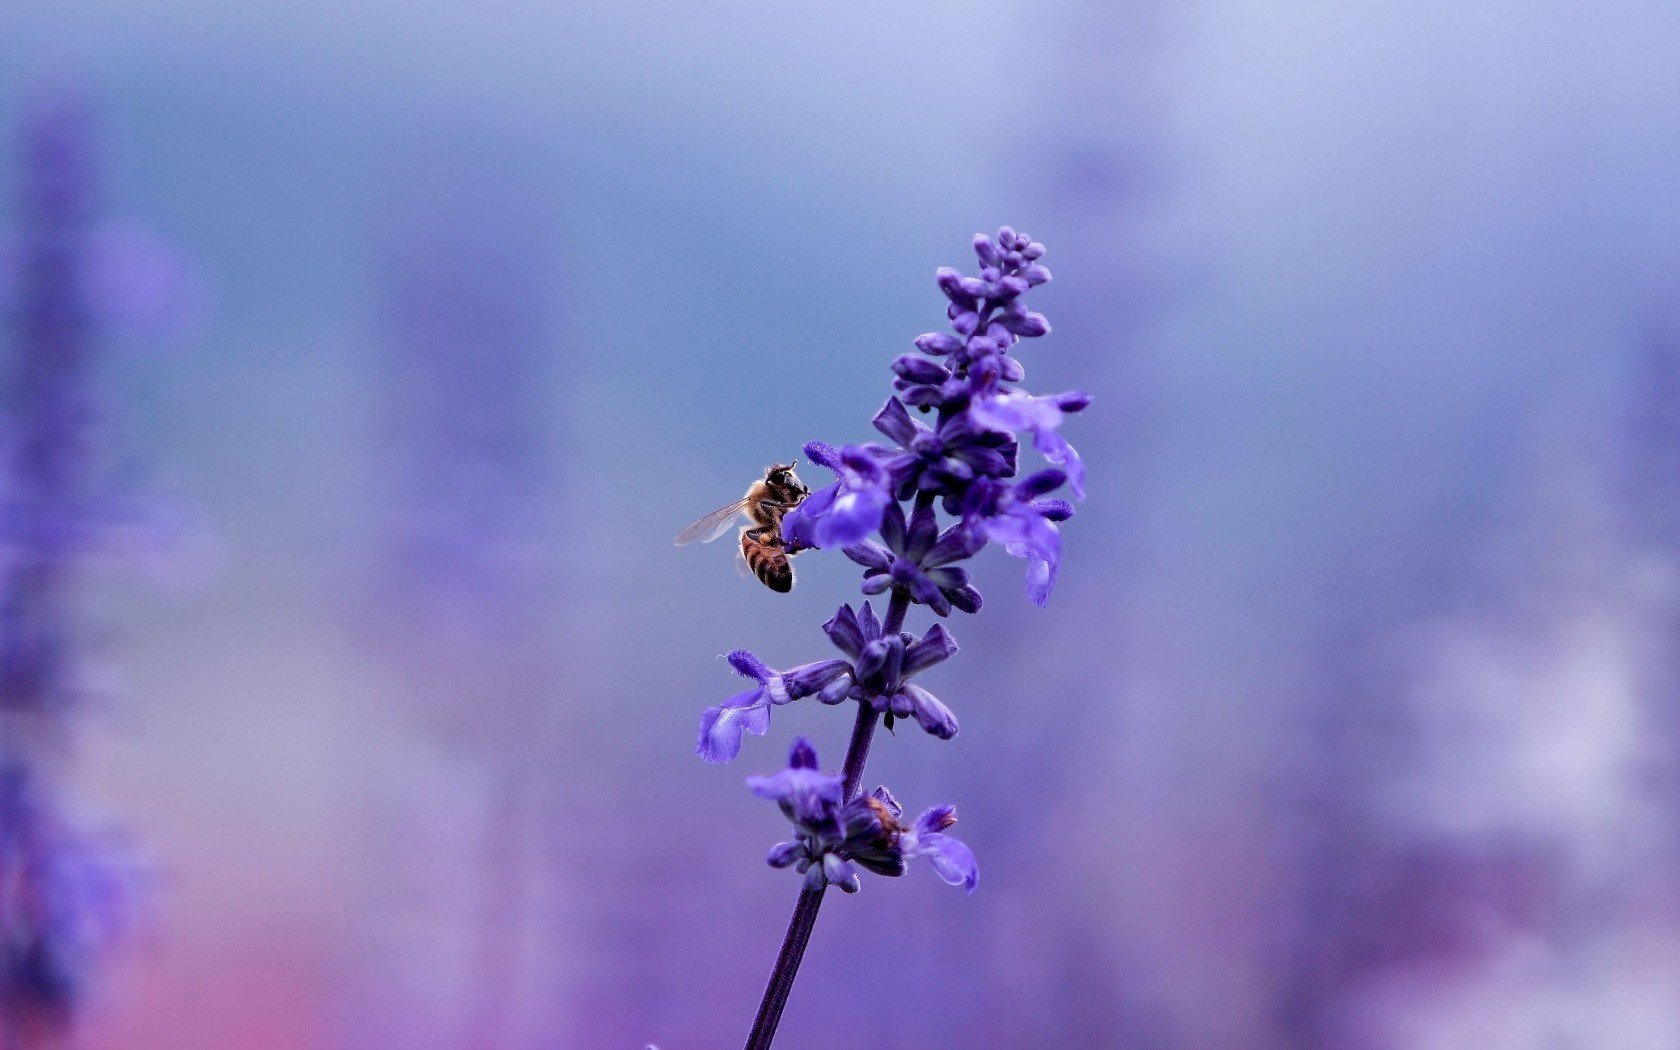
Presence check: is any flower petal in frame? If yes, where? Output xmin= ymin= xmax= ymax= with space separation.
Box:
xmin=903 ymin=623 xmax=958 ymax=677
xmin=696 ymin=694 xmax=770 ymax=763
xmin=871 ymin=397 xmax=923 ymax=447
xmin=822 ymin=604 xmax=866 ymax=660
xmin=903 ymin=683 xmax=958 ymax=740
xmin=915 ymin=832 xmax=978 ymax=893
xmin=726 ymin=649 xmax=773 ymax=682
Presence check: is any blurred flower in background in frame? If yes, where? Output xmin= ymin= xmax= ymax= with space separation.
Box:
xmin=1 ymin=87 xmax=174 ymax=1048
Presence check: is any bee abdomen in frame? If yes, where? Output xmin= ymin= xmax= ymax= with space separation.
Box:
xmin=741 ymin=533 xmax=794 ymax=593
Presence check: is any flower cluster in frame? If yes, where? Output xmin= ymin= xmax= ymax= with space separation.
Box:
xmin=748 ymin=739 xmax=976 ymax=894
xmin=782 ymin=225 xmax=1088 ymax=612
xmin=696 ymin=600 xmax=962 ymax=762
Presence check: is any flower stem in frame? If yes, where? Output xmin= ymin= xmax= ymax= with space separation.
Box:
xmin=742 ymin=495 xmax=931 ymax=1048
xmin=742 ymin=886 xmax=824 ymax=1050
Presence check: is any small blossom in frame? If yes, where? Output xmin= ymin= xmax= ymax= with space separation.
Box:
xmin=781 ymin=441 xmax=892 ymax=552
xmin=820 ymin=600 xmax=961 ymax=738
xmin=843 ymin=501 xmax=985 ymax=617
xmin=871 ymin=398 xmax=1017 ymax=504
xmin=969 ymin=390 xmax=1091 ymax=500
xmin=962 ymin=471 xmax=1070 ymax=607
xmin=745 ymin=737 xmax=842 ymax=825
xmin=749 ymin=741 xmax=975 ymax=895
xmin=696 ymin=650 xmax=850 ymax=763
xmin=901 ymin=804 xmax=979 ymax=893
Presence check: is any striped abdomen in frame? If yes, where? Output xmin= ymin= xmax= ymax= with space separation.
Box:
xmin=740 ymin=530 xmax=794 ymax=593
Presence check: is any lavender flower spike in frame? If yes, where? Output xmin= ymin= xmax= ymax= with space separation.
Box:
xmin=695 ymin=228 xmax=1088 ymax=1048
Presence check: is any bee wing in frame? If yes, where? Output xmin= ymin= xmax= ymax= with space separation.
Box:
xmin=674 ymin=498 xmax=753 ymax=546
xmin=735 ymin=542 xmax=753 ymax=578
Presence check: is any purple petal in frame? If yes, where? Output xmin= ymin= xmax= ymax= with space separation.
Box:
xmin=727 ymin=649 xmax=774 ymax=682
xmin=781 ymin=484 xmax=834 ymax=550
xmin=935 ymin=267 xmax=971 ymax=305
xmin=892 ymin=354 xmax=949 ymax=384
xmin=870 ymin=785 xmax=903 ymax=818
xmin=855 ymin=637 xmax=902 ymax=685
xmin=905 ymin=502 xmax=939 ymax=558
xmin=788 ymin=736 xmax=819 ymax=769
xmin=1033 ymin=429 xmax=1086 ymax=500
xmin=817 ymin=676 xmax=853 ymax=704
xmin=948 ymin=583 xmax=983 ymax=615
xmin=903 ymin=623 xmax=958 ymax=677
xmin=767 ymin=841 xmax=804 ymax=868
xmin=913 ymin=804 xmax=958 ymax=836
xmin=822 ymin=853 xmax=857 ymax=887
xmin=1033 ymin=498 xmax=1075 ymax=522
xmin=922 ymin=525 xmax=986 ymax=568
xmin=801 ymin=440 xmax=844 ymax=471
xmin=857 ymin=599 xmax=881 ymax=640
xmin=1003 ymin=311 xmax=1050 ymax=338
xmin=1017 ymin=469 xmax=1068 ymax=501
xmin=816 ymin=486 xmax=889 ymax=548
xmin=914 ymin=332 xmax=963 ymax=355
xmin=915 ymin=832 xmax=978 ymax=893
xmin=1017 ymin=540 xmax=1060 ymax=608
xmin=878 ymin=501 xmax=907 ymax=553
xmin=697 ymin=696 xmax=770 ymax=763
xmin=822 ymin=604 xmax=867 ymax=659
xmin=842 ymin=540 xmax=892 ymax=571
xmin=783 ymin=658 xmax=851 ymax=698
xmin=903 ymin=683 xmax=958 ymax=739
xmin=906 ymin=570 xmax=951 ymax=616
xmin=871 ymin=398 xmax=923 ymax=446
xmin=969 ymin=391 xmax=1062 ymax=437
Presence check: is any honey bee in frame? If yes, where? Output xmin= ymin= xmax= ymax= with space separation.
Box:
xmin=675 ymin=462 xmax=810 ymax=593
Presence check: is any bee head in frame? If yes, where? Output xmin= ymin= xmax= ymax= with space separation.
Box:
xmin=767 ymin=462 xmax=807 ymax=497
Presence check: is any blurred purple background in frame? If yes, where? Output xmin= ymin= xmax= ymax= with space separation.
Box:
xmin=5 ymin=1 xmax=1680 ymax=1047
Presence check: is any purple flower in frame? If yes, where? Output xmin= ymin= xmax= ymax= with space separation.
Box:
xmin=745 ymin=737 xmax=843 ymax=825
xmin=751 ymin=741 xmax=976 ymax=895
xmin=781 ymin=441 xmax=892 ymax=552
xmin=962 ymin=471 xmax=1072 ymax=607
xmin=900 ymin=803 xmax=978 ymax=893
xmin=871 ymin=398 xmax=1017 ymax=504
xmin=843 ymin=501 xmax=985 ymax=617
xmin=969 ymin=390 xmax=1091 ymax=500
xmin=819 ymin=600 xmax=960 ymax=738
xmin=697 ymin=650 xmax=851 ymax=763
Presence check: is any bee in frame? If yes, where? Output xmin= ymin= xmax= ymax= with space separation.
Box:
xmin=675 ymin=462 xmax=810 ymax=593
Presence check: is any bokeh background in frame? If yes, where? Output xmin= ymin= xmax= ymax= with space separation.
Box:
xmin=4 ymin=1 xmax=1680 ymax=1047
